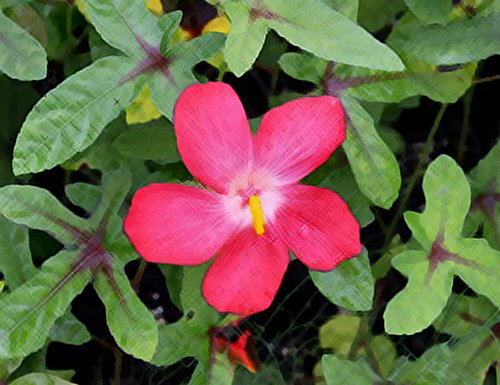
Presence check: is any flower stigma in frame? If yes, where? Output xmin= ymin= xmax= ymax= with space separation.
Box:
xmin=248 ymin=195 xmax=266 ymax=235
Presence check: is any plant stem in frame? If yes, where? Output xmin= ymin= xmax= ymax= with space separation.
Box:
xmin=131 ymin=259 xmax=147 ymax=293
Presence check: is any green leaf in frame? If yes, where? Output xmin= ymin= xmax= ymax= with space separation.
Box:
xmin=0 ymin=250 xmax=91 ymax=359
xmin=0 ymin=12 xmax=47 ymax=81
xmin=358 ymin=0 xmax=406 ymax=32
xmin=65 ymin=183 xmax=101 ymax=214
xmin=278 ymin=52 xmax=327 ymax=83
xmin=405 ymin=13 xmax=500 ymax=65
xmin=207 ymin=352 xmax=234 ymax=385
xmin=405 ymin=0 xmax=453 ymax=24
xmin=152 ymin=265 xmax=220 ymax=372
xmin=320 ymin=166 xmax=375 ymax=227
xmin=323 ymin=0 xmax=359 ymax=21
xmin=82 ymin=0 xmax=163 ymax=57
xmin=384 ymin=155 xmax=500 ymax=335
xmin=405 ymin=155 xmax=470 ymax=246
xmin=158 ymin=11 xmax=183 ymax=55
xmin=341 ymin=96 xmax=401 ymax=209
xmin=0 ymin=215 xmax=36 ymax=290
xmin=384 ymin=250 xmax=454 ymax=335
xmin=262 ymin=0 xmax=405 ymax=71
xmin=319 ymin=315 xmax=361 ymax=354
xmin=9 ymin=373 xmax=77 ymax=385
xmin=0 ymin=185 xmax=90 ymax=244
xmin=13 ymin=56 xmax=137 ymax=176
xmin=390 ymin=344 xmax=451 ymax=384
xmin=149 ymin=33 xmax=226 ymax=118
xmin=48 ymin=310 xmax=91 ymax=345
xmin=112 ymin=118 xmax=180 ymax=164
xmin=310 ymin=248 xmax=374 ymax=311
xmin=224 ymin=2 xmax=268 ymax=76
xmin=233 ymin=364 xmax=285 ymax=385
xmin=322 ymin=355 xmax=380 ymax=384
xmin=93 ymin=259 xmax=158 ymax=361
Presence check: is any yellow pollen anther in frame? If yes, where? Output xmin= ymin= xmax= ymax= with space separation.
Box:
xmin=248 ymin=195 xmax=266 ymax=236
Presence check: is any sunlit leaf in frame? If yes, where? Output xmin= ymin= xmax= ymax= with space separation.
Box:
xmin=322 ymin=354 xmax=380 ymax=384
xmin=405 ymin=0 xmax=453 ymax=24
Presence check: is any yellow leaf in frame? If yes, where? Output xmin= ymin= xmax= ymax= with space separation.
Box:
xmin=126 ymin=84 xmax=162 ymax=124
xmin=203 ymin=16 xmax=231 ymax=35
xmin=146 ymin=0 xmax=163 ymax=17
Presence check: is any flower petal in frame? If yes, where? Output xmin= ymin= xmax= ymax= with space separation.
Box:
xmin=253 ymin=96 xmax=345 ymax=185
xmin=174 ymin=82 xmax=253 ymax=193
xmin=124 ymin=184 xmax=235 ymax=265
xmin=275 ymin=185 xmax=361 ymax=271
xmin=202 ymin=229 xmax=288 ymax=315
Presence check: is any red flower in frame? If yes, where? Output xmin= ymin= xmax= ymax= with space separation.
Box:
xmin=124 ymin=82 xmax=361 ymax=316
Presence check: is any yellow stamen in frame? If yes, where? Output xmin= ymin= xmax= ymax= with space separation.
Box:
xmin=248 ymin=195 xmax=266 ymax=236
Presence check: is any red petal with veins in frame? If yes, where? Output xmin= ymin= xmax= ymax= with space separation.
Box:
xmin=124 ymin=184 xmax=235 ymax=264
xmin=174 ymin=83 xmax=253 ymax=194
xmin=275 ymin=184 xmax=361 ymax=271
xmin=202 ymin=228 xmax=288 ymax=315
xmin=253 ymin=96 xmax=345 ymax=186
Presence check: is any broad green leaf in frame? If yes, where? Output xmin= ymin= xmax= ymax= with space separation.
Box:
xmin=405 ymin=0 xmax=453 ymax=24
xmin=224 ymin=2 xmax=268 ymax=76
xmin=405 ymin=13 xmax=500 ymax=65
xmin=341 ymin=96 xmax=401 ymax=209
xmin=0 ymin=250 xmax=91 ymax=359
xmin=310 ymin=248 xmax=374 ymax=311
xmin=9 ymin=373 xmax=76 ymax=385
xmin=13 ymin=56 xmax=137 ymax=176
xmin=262 ymin=0 xmax=405 ymax=71
xmin=93 ymin=259 xmax=158 ymax=361
xmin=320 ymin=166 xmax=375 ymax=227
xmin=149 ymin=33 xmax=225 ymax=118
xmin=278 ymin=52 xmax=327 ymax=83
xmin=322 ymin=355 xmax=380 ymax=384
xmin=82 ymin=0 xmax=163 ymax=57
xmin=0 ymin=357 xmax=22 ymax=380
xmin=0 ymin=215 xmax=36 ymax=290
xmin=157 ymin=264 xmax=183 ymax=310
xmin=390 ymin=344 xmax=450 ymax=384
xmin=48 ymin=310 xmax=90 ymax=345
xmin=65 ymin=183 xmax=101 ymax=214
xmin=0 ymin=185 xmax=90 ymax=244
xmin=0 ymin=12 xmax=47 ymax=81
xmin=113 ymin=118 xmax=180 ymax=164
xmin=385 ymin=155 xmax=500 ymax=335
xmin=0 ymin=0 xmax=31 ymax=6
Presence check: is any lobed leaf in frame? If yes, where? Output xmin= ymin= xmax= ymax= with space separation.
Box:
xmin=0 ymin=215 xmax=36 ymax=290
xmin=93 ymin=259 xmax=158 ymax=361
xmin=0 ymin=185 xmax=90 ymax=245
xmin=322 ymin=355 xmax=380 ymax=384
xmin=0 ymin=250 xmax=91 ymax=359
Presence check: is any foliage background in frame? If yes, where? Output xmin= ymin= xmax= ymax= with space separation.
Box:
xmin=1 ymin=0 xmax=500 ymax=384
